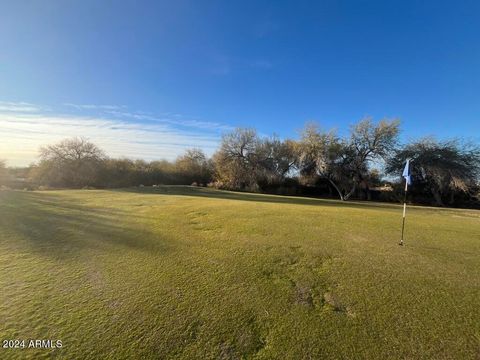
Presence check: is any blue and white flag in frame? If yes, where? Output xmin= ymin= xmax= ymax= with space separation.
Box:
xmin=402 ymin=159 xmax=412 ymax=186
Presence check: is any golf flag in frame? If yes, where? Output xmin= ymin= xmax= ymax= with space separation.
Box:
xmin=400 ymin=159 xmax=411 ymax=246
xmin=402 ymin=159 xmax=411 ymax=186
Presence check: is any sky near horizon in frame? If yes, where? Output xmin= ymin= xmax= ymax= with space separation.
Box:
xmin=1 ymin=0 xmax=479 ymax=166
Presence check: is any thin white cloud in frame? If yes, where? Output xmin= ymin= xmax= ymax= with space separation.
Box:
xmin=104 ymin=110 xmax=233 ymax=131
xmin=63 ymin=103 xmax=126 ymax=111
xmin=62 ymin=102 xmax=233 ymax=131
xmin=0 ymin=105 xmax=227 ymax=166
xmin=0 ymin=101 xmax=44 ymax=113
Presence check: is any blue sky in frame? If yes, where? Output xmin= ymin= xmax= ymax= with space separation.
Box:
xmin=1 ymin=0 xmax=479 ymax=166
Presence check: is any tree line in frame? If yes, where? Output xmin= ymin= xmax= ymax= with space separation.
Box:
xmin=1 ymin=118 xmax=479 ymax=207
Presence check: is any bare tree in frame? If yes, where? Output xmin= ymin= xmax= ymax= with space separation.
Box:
xmin=386 ymin=138 xmax=480 ymax=206
xmin=296 ymin=123 xmax=348 ymax=200
xmin=40 ymin=137 xmax=105 ymax=163
xmin=343 ymin=117 xmax=400 ymax=199
xmin=214 ymin=128 xmax=298 ymax=190
xmin=0 ymin=160 xmax=8 ymax=185
xmin=297 ymin=119 xmax=399 ymax=200
xmin=213 ymin=128 xmax=262 ymax=190
xmin=34 ymin=137 xmax=106 ymax=187
xmin=257 ymin=137 xmax=297 ymax=185
xmin=175 ymin=148 xmax=213 ymax=185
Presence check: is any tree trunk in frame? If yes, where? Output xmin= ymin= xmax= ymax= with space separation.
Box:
xmin=449 ymin=191 xmax=455 ymax=205
xmin=432 ymin=189 xmax=444 ymax=206
xmin=343 ymin=183 xmax=357 ymax=201
xmin=327 ymin=178 xmax=344 ymax=201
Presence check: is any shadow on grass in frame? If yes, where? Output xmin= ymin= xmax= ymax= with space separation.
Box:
xmin=0 ymin=191 xmax=176 ymax=260
xmin=112 ymin=185 xmax=403 ymax=212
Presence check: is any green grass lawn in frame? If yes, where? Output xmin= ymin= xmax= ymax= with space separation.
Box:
xmin=0 ymin=186 xmax=479 ymax=359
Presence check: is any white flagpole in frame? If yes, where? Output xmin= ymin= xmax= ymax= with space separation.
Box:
xmin=399 ymin=175 xmax=408 ymax=246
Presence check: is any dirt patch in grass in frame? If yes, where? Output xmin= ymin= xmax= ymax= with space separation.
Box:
xmin=217 ymin=313 xmax=266 ymax=359
xmin=322 ymin=291 xmax=354 ymax=316
xmin=294 ymin=285 xmax=314 ymax=308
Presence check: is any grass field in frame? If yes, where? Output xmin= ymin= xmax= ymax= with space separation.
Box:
xmin=0 ymin=186 xmax=479 ymax=359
